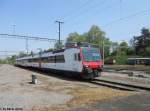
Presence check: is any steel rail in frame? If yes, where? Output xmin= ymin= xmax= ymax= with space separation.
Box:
xmin=90 ymin=79 xmax=150 ymax=91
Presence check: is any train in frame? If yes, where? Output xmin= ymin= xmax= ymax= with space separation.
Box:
xmin=15 ymin=44 xmax=103 ymax=79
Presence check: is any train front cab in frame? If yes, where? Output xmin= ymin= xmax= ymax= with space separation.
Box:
xmin=80 ymin=47 xmax=103 ymax=79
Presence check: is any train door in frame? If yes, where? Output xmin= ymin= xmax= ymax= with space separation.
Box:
xmin=73 ymin=52 xmax=82 ymax=72
xmin=39 ymin=58 xmax=41 ymax=68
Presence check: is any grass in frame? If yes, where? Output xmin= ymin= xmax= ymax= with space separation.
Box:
xmin=50 ymin=86 xmax=135 ymax=111
xmin=33 ymin=72 xmax=136 ymax=111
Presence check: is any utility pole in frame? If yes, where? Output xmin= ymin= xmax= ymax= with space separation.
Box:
xmin=102 ymin=40 xmax=105 ymax=65
xmin=55 ymin=20 xmax=64 ymax=48
xmin=120 ymin=0 xmax=122 ymax=19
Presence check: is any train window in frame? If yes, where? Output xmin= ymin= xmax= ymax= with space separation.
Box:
xmin=43 ymin=57 xmax=49 ymax=63
xmin=47 ymin=56 xmax=55 ymax=63
xmin=41 ymin=57 xmax=45 ymax=62
xmin=32 ymin=59 xmax=35 ymax=62
xmin=33 ymin=58 xmax=39 ymax=62
xmin=74 ymin=54 xmax=77 ymax=61
xmin=74 ymin=53 xmax=81 ymax=61
xmin=28 ymin=59 xmax=32 ymax=62
xmin=55 ymin=55 xmax=65 ymax=63
xmin=78 ymin=53 xmax=81 ymax=61
xmin=39 ymin=56 xmax=55 ymax=63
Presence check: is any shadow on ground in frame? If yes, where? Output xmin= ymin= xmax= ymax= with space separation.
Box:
xmin=15 ymin=65 xmax=86 ymax=83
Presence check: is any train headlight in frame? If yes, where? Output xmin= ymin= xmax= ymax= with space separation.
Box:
xmin=85 ymin=65 xmax=89 ymax=68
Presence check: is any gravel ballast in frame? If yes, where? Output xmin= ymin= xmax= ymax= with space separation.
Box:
xmin=0 ymin=64 xmax=135 ymax=111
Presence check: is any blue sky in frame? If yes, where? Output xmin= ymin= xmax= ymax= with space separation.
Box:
xmin=0 ymin=0 xmax=150 ymax=56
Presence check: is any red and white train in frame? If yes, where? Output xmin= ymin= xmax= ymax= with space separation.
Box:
xmin=16 ymin=45 xmax=103 ymax=79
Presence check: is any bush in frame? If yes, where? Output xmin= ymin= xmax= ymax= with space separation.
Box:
xmin=105 ymin=50 xmax=128 ymax=65
xmin=115 ymin=55 xmax=127 ymax=65
xmin=142 ymin=48 xmax=150 ymax=57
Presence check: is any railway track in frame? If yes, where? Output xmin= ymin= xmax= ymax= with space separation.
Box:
xmin=90 ymin=79 xmax=150 ymax=91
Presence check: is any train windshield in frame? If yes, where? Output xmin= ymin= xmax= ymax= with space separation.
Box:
xmin=82 ymin=48 xmax=101 ymax=62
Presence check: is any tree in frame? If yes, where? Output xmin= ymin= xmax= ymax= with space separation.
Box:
xmin=43 ymin=48 xmax=54 ymax=52
xmin=86 ymin=25 xmax=106 ymax=44
xmin=66 ymin=25 xmax=108 ymax=45
xmin=134 ymin=27 xmax=150 ymax=56
xmin=6 ymin=55 xmax=17 ymax=64
xmin=119 ymin=41 xmax=128 ymax=52
xmin=54 ymin=41 xmax=64 ymax=49
xmin=67 ymin=32 xmax=85 ymax=42
xmin=110 ymin=42 xmax=119 ymax=56
xmin=0 ymin=59 xmax=7 ymax=64
xmin=18 ymin=52 xmax=28 ymax=58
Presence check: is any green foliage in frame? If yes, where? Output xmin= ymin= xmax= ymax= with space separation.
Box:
xmin=110 ymin=42 xmax=119 ymax=56
xmin=67 ymin=32 xmax=85 ymax=42
xmin=105 ymin=51 xmax=128 ymax=65
xmin=67 ymin=25 xmax=107 ymax=44
xmin=86 ymin=25 xmax=106 ymax=44
xmin=119 ymin=41 xmax=128 ymax=47
xmin=43 ymin=48 xmax=54 ymax=52
xmin=18 ymin=52 xmax=28 ymax=58
xmin=0 ymin=55 xmax=17 ymax=64
xmin=111 ymin=41 xmax=135 ymax=64
xmin=126 ymin=48 xmax=135 ymax=55
xmin=6 ymin=55 xmax=17 ymax=64
xmin=115 ymin=51 xmax=128 ymax=64
xmin=119 ymin=41 xmax=128 ymax=52
xmin=106 ymin=41 xmax=135 ymax=64
xmin=141 ymin=47 xmax=150 ymax=56
xmin=54 ymin=41 xmax=64 ymax=49
xmin=134 ymin=27 xmax=150 ymax=56
xmin=0 ymin=59 xmax=7 ymax=64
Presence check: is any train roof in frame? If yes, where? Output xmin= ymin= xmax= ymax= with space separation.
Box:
xmin=16 ymin=47 xmax=100 ymax=60
xmin=16 ymin=48 xmax=75 ymax=60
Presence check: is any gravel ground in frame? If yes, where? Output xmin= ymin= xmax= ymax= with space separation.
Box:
xmin=0 ymin=64 xmax=135 ymax=111
xmin=69 ymin=92 xmax=150 ymax=111
xmin=0 ymin=64 xmax=72 ymax=111
xmin=100 ymin=72 xmax=150 ymax=85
